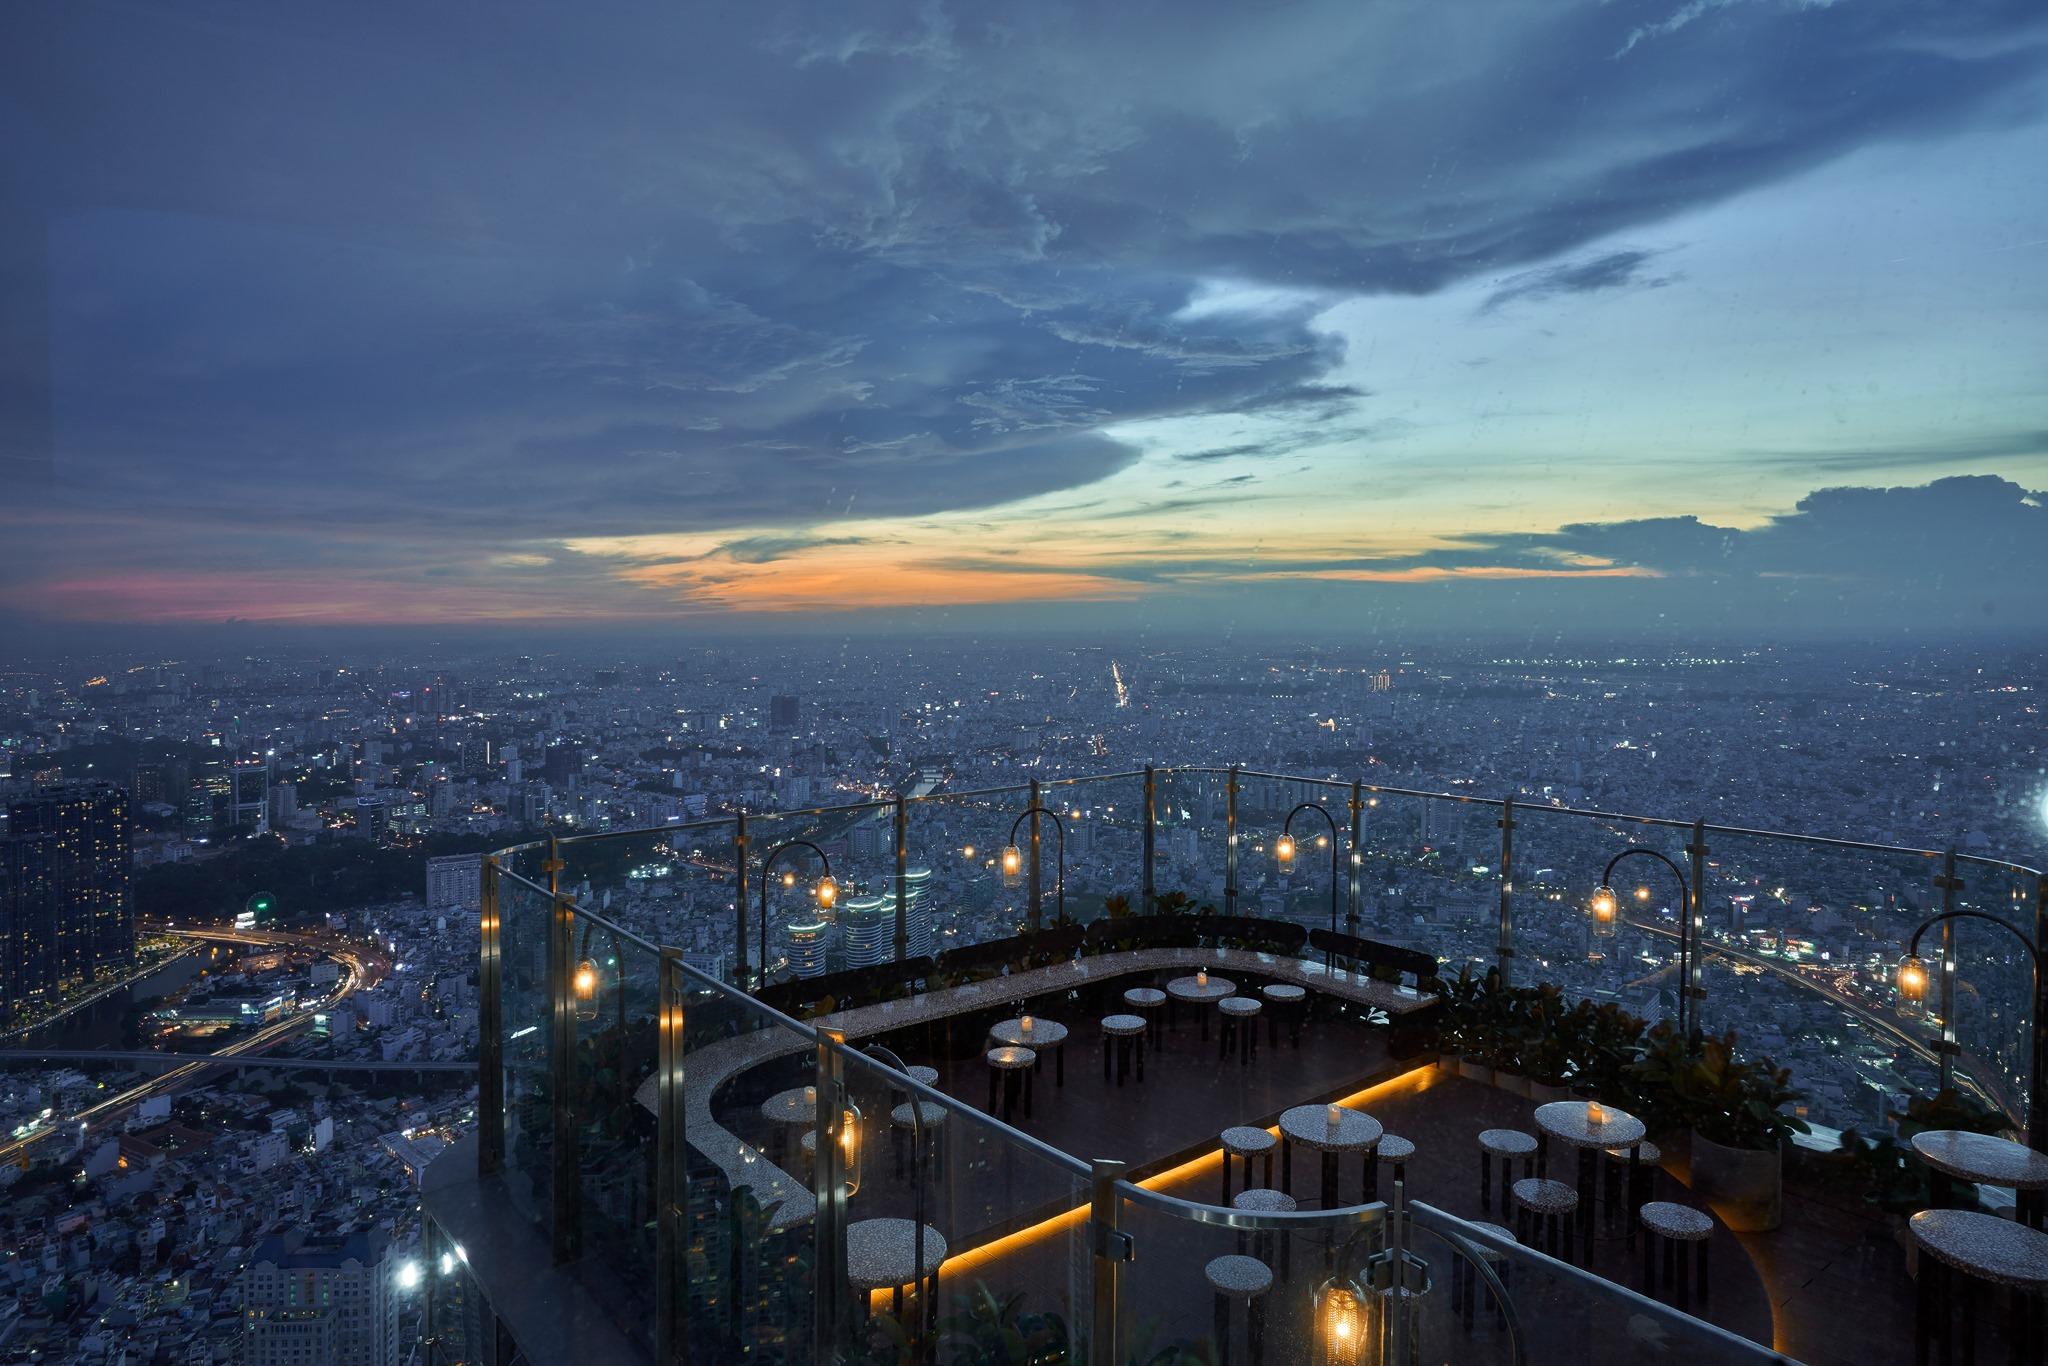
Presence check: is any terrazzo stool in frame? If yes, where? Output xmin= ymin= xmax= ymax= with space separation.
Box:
xmin=1123 ymin=987 xmax=1167 ymax=1049
xmin=1101 ymin=1013 xmax=1147 ymax=1086
xmin=1218 ymin=996 xmax=1261 ymax=1065
xmin=1639 ymin=1201 xmax=1712 ymax=1311
xmin=1478 ymin=1129 xmax=1537 ymax=1215
xmin=1604 ymin=1140 xmax=1661 ymax=1233
xmin=1205 ymin=1253 xmax=1273 ymax=1366
xmin=1232 ymin=1188 xmax=1297 ymax=1282
xmin=1260 ymin=982 xmax=1306 ymax=1049
xmin=1450 ymin=1219 xmax=1516 ymax=1333
xmin=890 ymin=1100 xmax=947 ymax=1180
xmin=1910 ymin=1208 xmax=2048 ymax=1366
xmin=1221 ymin=1125 xmax=1278 ymax=1205
xmin=1377 ymin=1134 xmax=1415 ymax=1199
xmin=984 ymin=1045 xmax=1035 ymax=1122
xmin=1511 ymin=1177 xmax=1580 ymax=1265
xmin=847 ymin=1217 xmax=947 ymax=1340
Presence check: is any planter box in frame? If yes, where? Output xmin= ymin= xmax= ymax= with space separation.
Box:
xmin=1691 ymin=1132 xmax=1783 ymax=1231
xmin=1457 ymin=1055 xmax=1494 ymax=1087
xmin=1493 ymin=1070 xmax=1533 ymax=1099
xmin=1529 ymin=1081 xmax=1570 ymax=1105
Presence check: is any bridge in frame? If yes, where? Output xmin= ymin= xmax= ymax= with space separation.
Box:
xmin=0 ymin=1049 xmax=474 ymax=1073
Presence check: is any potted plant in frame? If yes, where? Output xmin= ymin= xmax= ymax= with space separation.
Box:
xmin=1436 ymin=965 xmax=1497 ymax=1085
xmin=1639 ymin=1028 xmax=1808 ymax=1232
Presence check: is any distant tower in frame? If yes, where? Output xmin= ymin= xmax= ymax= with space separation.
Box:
xmin=230 ymin=758 xmax=269 ymax=832
xmin=769 ymin=695 xmax=801 ymax=732
xmin=4 ymin=783 xmax=134 ymax=1002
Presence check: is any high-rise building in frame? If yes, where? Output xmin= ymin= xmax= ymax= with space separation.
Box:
xmin=426 ymin=853 xmax=483 ymax=911
xmin=230 ymin=759 xmax=269 ymax=832
xmin=838 ymin=894 xmax=892 ymax=968
xmin=769 ymin=694 xmax=800 ymax=731
xmin=0 ymin=832 xmax=56 ymax=1024
xmin=240 ymin=1230 xmax=399 ymax=1366
xmin=4 ymin=784 xmax=134 ymax=1005
xmin=543 ymin=745 xmax=583 ymax=790
xmin=133 ymin=762 xmax=167 ymax=804
xmin=784 ymin=917 xmax=833 ymax=978
xmin=355 ymin=797 xmax=391 ymax=843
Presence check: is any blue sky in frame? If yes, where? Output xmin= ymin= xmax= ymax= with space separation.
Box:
xmin=3 ymin=0 xmax=2045 ymax=636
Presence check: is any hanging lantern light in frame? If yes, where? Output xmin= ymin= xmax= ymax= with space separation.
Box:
xmin=1275 ymin=833 xmax=1296 ymax=864
xmin=816 ymin=875 xmax=838 ymax=910
xmin=572 ymin=959 xmax=599 ymax=1020
xmin=836 ymin=1101 xmax=863 ymax=1196
xmin=1001 ymin=844 xmax=1023 ymax=888
xmin=1896 ymin=953 xmax=1929 ymax=1002
xmin=1311 ymin=1275 xmax=1369 ymax=1366
xmin=1589 ymin=886 xmax=1618 ymax=934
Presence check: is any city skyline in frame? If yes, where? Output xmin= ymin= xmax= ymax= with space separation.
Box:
xmin=5 ymin=2 xmax=2047 ymax=636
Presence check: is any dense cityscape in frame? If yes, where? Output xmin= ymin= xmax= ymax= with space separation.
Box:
xmin=0 ymin=636 xmax=2042 ymax=1361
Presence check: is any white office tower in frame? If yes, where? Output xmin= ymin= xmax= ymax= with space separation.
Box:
xmin=425 ymin=852 xmax=483 ymax=910
xmin=838 ymin=894 xmax=892 ymax=968
xmin=902 ymin=865 xmax=934 ymax=958
xmin=240 ymin=1230 xmax=398 ymax=1366
xmin=785 ymin=916 xmax=833 ymax=978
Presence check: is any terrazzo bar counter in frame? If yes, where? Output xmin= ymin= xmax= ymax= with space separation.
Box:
xmin=636 ymin=946 xmax=1439 ymax=1229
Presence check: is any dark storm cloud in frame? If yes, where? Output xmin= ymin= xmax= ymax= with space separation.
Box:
xmin=3 ymin=0 xmax=2044 ymax=611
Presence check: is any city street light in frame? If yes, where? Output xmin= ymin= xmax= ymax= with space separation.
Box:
xmin=1895 ymin=908 xmax=2046 ymax=1153
xmin=1278 ymin=801 xmax=1342 ymax=947
xmin=1591 ymin=847 xmax=1695 ymax=1039
xmin=758 ymin=839 xmax=835 ymax=989
xmin=998 ymin=803 xmax=1067 ymax=925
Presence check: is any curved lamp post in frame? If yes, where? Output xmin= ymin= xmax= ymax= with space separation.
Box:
xmin=864 ymin=1043 xmax=935 ymax=1362
xmin=758 ymin=839 xmax=837 ymax=989
xmin=1592 ymin=847 xmax=1695 ymax=1041
xmin=1276 ymin=801 xmax=1342 ymax=942
xmin=1895 ymin=909 xmax=2046 ymax=1153
xmin=1000 ymin=805 xmax=1067 ymax=927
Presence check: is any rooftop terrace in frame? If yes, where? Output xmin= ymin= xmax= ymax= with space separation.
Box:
xmin=425 ymin=765 xmax=2047 ymax=1365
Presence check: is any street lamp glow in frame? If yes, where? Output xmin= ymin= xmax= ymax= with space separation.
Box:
xmin=815 ymin=875 xmax=837 ymax=909
xmin=1896 ymin=954 xmax=1930 ymax=1002
xmin=1275 ymin=834 xmax=1295 ymax=863
xmin=1001 ymin=843 xmax=1023 ymax=887
xmin=398 ymin=1260 xmax=422 ymax=1290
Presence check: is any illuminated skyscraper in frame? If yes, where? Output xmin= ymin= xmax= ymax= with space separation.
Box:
xmin=4 ymin=783 xmax=134 ymax=1006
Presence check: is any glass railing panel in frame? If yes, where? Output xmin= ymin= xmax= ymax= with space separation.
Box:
xmin=1411 ymin=1203 xmax=1784 ymax=1363
xmin=738 ymin=799 xmax=895 ymax=986
xmin=1038 ymin=772 xmax=1146 ymax=922
xmin=828 ymin=1049 xmax=1093 ymax=1365
xmin=678 ymin=973 xmax=820 ymax=1364
xmin=1113 ymin=1190 xmax=1385 ymax=1366
xmin=564 ymin=906 xmax=663 ymax=1355
xmin=1151 ymin=766 xmax=1232 ymax=912
xmin=1232 ymin=771 xmax=1351 ymax=938
xmin=1943 ymin=859 xmax=2036 ymax=1137
xmin=903 ymin=784 xmax=1035 ymax=952
xmin=1506 ymin=802 xmax=1685 ymax=1029
xmin=1350 ymin=789 xmax=1501 ymax=973
xmin=496 ymin=870 xmax=554 ymax=1236
xmin=1696 ymin=829 xmax=1954 ymax=1136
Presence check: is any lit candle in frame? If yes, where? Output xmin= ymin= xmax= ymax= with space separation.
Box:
xmin=1327 ymin=1103 xmax=1343 ymax=1128
xmin=1020 ymin=1014 xmax=1034 ymax=1034
xmin=803 ymin=1085 xmax=816 ymax=1107
xmin=1196 ymin=969 xmax=1209 ymax=987
xmin=1587 ymin=1101 xmax=1606 ymax=1128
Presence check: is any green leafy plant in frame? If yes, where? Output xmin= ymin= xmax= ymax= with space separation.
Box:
xmin=1819 ymin=1087 xmax=2011 ymax=1214
xmin=1628 ymin=1025 xmax=1810 ymax=1150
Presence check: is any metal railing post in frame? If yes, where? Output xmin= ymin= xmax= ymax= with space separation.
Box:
xmin=814 ymin=1032 xmax=849 ymax=1359
xmin=1496 ymin=798 xmax=1515 ymax=987
xmin=1225 ymin=766 xmax=1239 ymax=918
xmin=478 ymin=856 xmax=504 ymax=1176
xmin=733 ymin=813 xmax=749 ymax=988
xmin=546 ymin=886 xmax=580 ymax=1264
xmin=2031 ymin=874 xmax=2048 ymax=1153
xmin=1142 ymin=766 xmax=1156 ymax=911
xmin=894 ymin=795 xmax=910 ymax=962
xmin=655 ymin=948 xmax=687 ymax=1365
xmin=1089 ymin=1159 xmax=1129 ymax=1363
xmin=1935 ymin=849 xmax=1962 ymax=1095
xmin=1687 ymin=819 xmax=1709 ymax=1041
xmin=1029 ymin=778 xmax=1043 ymax=932
xmin=1348 ymin=780 xmax=1363 ymax=938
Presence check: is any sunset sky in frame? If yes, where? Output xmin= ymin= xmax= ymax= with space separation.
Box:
xmin=5 ymin=1 xmax=2046 ymax=638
